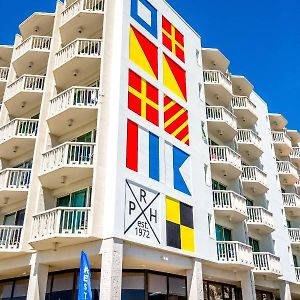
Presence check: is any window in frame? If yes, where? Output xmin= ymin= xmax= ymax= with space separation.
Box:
xmin=196 ymin=49 xmax=201 ymax=66
xmin=3 ymin=209 xmax=25 ymax=226
xmin=204 ymin=164 xmax=211 ymax=186
xmin=246 ymin=199 xmax=254 ymax=206
xmin=249 ymin=237 xmax=260 ymax=252
xmin=201 ymin=121 xmax=207 ymax=143
xmin=215 ymin=224 xmax=232 ymax=242
xmin=293 ymin=255 xmax=299 ymax=267
xmin=122 ymin=273 xmax=145 ymax=300
xmin=287 ymin=220 xmax=292 ymax=229
xmin=57 ymin=188 xmax=91 ymax=208
xmin=72 ymin=131 xmax=96 ymax=143
xmin=212 ymin=180 xmax=226 ymax=191
xmin=203 ymin=280 xmax=241 ymax=300
xmin=0 ymin=277 xmax=29 ymax=300
xmin=148 ymin=274 xmax=168 ymax=299
xmin=208 ymin=139 xmax=218 ymax=146
xmin=14 ymin=160 xmax=32 ymax=169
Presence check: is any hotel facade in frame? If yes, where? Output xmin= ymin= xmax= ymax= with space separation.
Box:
xmin=0 ymin=0 xmax=300 ymax=299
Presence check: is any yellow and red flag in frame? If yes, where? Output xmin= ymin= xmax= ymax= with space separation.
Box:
xmin=128 ymin=70 xmax=159 ymax=126
xmin=163 ymin=54 xmax=187 ymax=101
xmin=162 ymin=16 xmax=185 ymax=62
xmin=129 ymin=25 xmax=158 ymax=79
xmin=164 ymin=95 xmax=189 ymax=145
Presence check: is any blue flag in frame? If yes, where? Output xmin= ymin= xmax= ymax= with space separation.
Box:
xmin=78 ymin=251 xmax=92 ymax=300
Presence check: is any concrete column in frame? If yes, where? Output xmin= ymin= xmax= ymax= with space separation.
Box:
xmin=240 ymin=270 xmax=256 ymax=300
xmin=26 ymin=253 xmax=49 ymax=300
xmin=100 ymin=238 xmax=123 ymax=300
xmin=280 ymin=281 xmax=292 ymax=300
xmin=187 ymin=259 xmax=204 ymax=300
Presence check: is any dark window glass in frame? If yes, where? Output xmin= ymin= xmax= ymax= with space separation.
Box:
xmin=121 ymin=272 xmax=145 ymax=300
xmin=169 ymin=277 xmax=186 ymax=299
xmin=51 ymin=272 xmax=74 ymax=300
xmin=249 ymin=237 xmax=260 ymax=252
xmin=212 ymin=180 xmax=226 ymax=191
xmin=208 ymin=282 xmax=222 ymax=300
xmin=12 ymin=279 xmax=29 ymax=299
xmin=215 ymin=224 xmax=232 ymax=241
xmin=148 ymin=274 xmax=167 ymax=299
xmin=0 ymin=280 xmax=13 ymax=299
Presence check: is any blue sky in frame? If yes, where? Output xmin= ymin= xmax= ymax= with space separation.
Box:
xmin=0 ymin=0 xmax=299 ymax=130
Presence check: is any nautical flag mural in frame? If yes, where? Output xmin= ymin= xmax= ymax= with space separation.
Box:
xmin=166 ymin=196 xmax=194 ymax=252
xmin=131 ymin=0 xmax=157 ymax=38
xmin=128 ymin=69 xmax=159 ymax=126
xmin=164 ymin=95 xmax=189 ymax=145
xmin=165 ymin=143 xmax=191 ymax=196
xmin=129 ymin=25 xmax=158 ymax=79
xmin=126 ymin=119 xmax=160 ymax=181
xmin=162 ymin=16 xmax=185 ymax=62
xmin=163 ymin=54 xmax=187 ymax=101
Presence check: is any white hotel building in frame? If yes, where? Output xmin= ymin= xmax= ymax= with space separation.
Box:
xmin=0 ymin=0 xmax=299 ymax=299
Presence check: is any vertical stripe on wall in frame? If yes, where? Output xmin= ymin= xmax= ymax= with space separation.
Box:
xmin=126 ymin=120 xmax=138 ymax=171
xmin=149 ymin=132 xmax=159 ymax=181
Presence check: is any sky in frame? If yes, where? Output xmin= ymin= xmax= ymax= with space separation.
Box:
xmin=0 ymin=0 xmax=299 ymax=130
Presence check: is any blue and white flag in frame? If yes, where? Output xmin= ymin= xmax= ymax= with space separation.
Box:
xmin=78 ymin=251 xmax=92 ymax=300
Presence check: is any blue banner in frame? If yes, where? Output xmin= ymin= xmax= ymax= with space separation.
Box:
xmin=78 ymin=251 xmax=92 ymax=300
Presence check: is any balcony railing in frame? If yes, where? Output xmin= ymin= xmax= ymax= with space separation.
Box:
xmin=236 ymin=130 xmax=262 ymax=150
xmin=5 ymin=75 xmax=45 ymax=100
xmin=14 ymin=36 xmax=51 ymax=60
xmin=288 ymin=228 xmax=300 ymax=243
xmin=48 ymin=86 xmax=99 ymax=117
xmin=203 ymin=70 xmax=232 ymax=92
xmin=0 ymin=67 xmax=9 ymax=81
xmin=0 ymin=168 xmax=31 ymax=190
xmin=247 ymin=206 xmax=274 ymax=229
xmin=61 ymin=0 xmax=105 ymax=25
xmin=0 ymin=226 xmax=22 ymax=250
xmin=213 ymin=190 xmax=247 ymax=215
xmin=32 ymin=207 xmax=91 ymax=240
xmin=277 ymin=161 xmax=298 ymax=178
xmin=41 ymin=142 xmax=95 ymax=173
xmin=253 ymin=252 xmax=281 ymax=275
xmin=283 ymin=193 xmax=300 ymax=208
xmin=206 ymin=106 xmax=237 ymax=129
xmin=0 ymin=119 xmax=38 ymax=143
xmin=295 ymin=267 xmax=300 ymax=282
xmin=241 ymin=166 xmax=268 ymax=186
xmin=216 ymin=241 xmax=253 ymax=266
xmin=209 ymin=146 xmax=241 ymax=169
xmin=232 ymin=96 xmax=257 ymax=115
xmin=291 ymin=148 xmax=300 ymax=159
xmin=55 ymin=39 xmax=102 ymax=69
xmin=272 ymin=131 xmax=292 ymax=147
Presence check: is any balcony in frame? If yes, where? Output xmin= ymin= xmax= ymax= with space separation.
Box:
xmin=203 ymin=70 xmax=232 ymax=106
xmin=60 ymin=0 xmax=105 ymax=44
xmin=296 ymin=180 xmax=300 ymax=193
xmin=209 ymin=146 xmax=242 ymax=179
xmin=13 ymin=36 xmax=51 ymax=75
xmin=247 ymin=207 xmax=274 ymax=234
xmin=253 ymin=252 xmax=281 ymax=277
xmin=283 ymin=193 xmax=300 ymax=216
xmin=232 ymin=96 xmax=258 ymax=127
xmin=236 ymin=129 xmax=263 ymax=161
xmin=213 ymin=190 xmax=247 ymax=222
xmin=295 ymin=267 xmax=300 ymax=283
xmin=47 ymin=86 xmax=99 ymax=137
xmin=39 ymin=142 xmax=95 ymax=189
xmin=4 ymin=75 xmax=45 ymax=117
xmin=288 ymin=229 xmax=300 ymax=247
xmin=269 ymin=113 xmax=287 ymax=131
xmin=0 ymin=168 xmax=31 ymax=205
xmin=272 ymin=131 xmax=293 ymax=157
xmin=216 ymin=242 xmax=253 ymax=269
xmin=241 ymin=166 xmax=268 ymax=195
xmin=54 ymin=39 xmax=102 ymax=89
xmin=291 ymin=148 xmax=300 ymax=169
xmin=0 ymin=226 xmax=22 ymax=257
xmin=0 ymin=67 xmax=9 ymax=88
xmin=206 ymin=106 xmax=237 ymax=142
xmin=30 ymin=207 xmax=92 ymax=250
xmin=0 ymin=119 xmax=38 ymax=160
xmin=277 ymin=161 xmax=299 ymax=185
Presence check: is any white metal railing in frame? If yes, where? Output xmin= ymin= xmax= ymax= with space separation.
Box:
xmin=55 ymin=39 xmax=101 ymax=68
xmin=216 ymin=241 xmax=253 ymax=266
xmin=282 ymin=193 xmax=300 ymax=208
xmin=41 ymin=142 xmax=95 ymax=173
xmin=277 ymin=161 xmax=298 ymax=178
xmin=0 ymin=67 xmax=9 ymax=81
xmin=0 ymin=226 xmax=22 ymax=250
xmin=253 ymin=252 xmax=281 ymax=275
xmin=272 ymin=131 xmax=292 ymax=147
xmin=213 ymin=190 xmax=247 ymax=215
xmin=61 ymin=0 xmax=105 ymax=25
xmin=209 ymin=146 xmax=241 ymax=170
xmin=0 ymin=118 xmax=38 ymax=143
xmin=288 ymin=228 xmax=300 ymax=243
xmin=14 ymin=36 xmax=51 ymax=60
xmin=32 ymin=207 xmax=90 ymax=239
xmin=241 ymin=166 xmax=268 ymax=186
xmin=203 ymin=70 xmax=232 ymax=93
xmin=291 ymin=147 xmax=300 ymax=159
xmin=206 ymin=106 xmax=237 ymax=130
xmin=247 ymin=206 xmax=274 ymax=229
xmin=236 ymin=129 xmax=262 ymax=150
xmin=48 ymin=86 xmax=99 ymax=117
xmin=0 ymin=168 xmax=31 ymax=190
xmin=295 ymin=267 xmax=300 ymax=282
xmin=232 ymin=96 xmax=257 ymax=116
xmin=5 ymin=75 xmax=45 ymax=100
